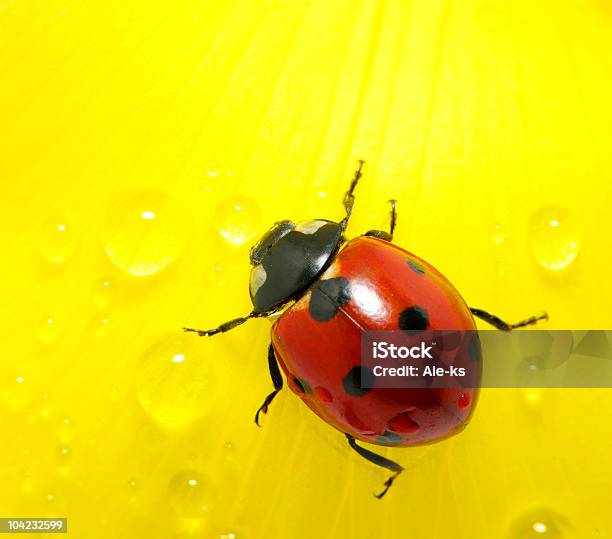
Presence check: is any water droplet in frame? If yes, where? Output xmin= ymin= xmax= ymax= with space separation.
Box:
xmin=168 ymin=470 xmax=215 ymax=518
xmin=207 ymin=263 xmax=231 ymax=287
xmin=58 ymin=416 xmax=73 ymax=442
xmin=109 ymin=384 xmax=120 ymax=402
xmin=38 ymin=392 xmax=52 ymax=418
xmin=91 ymin=277 xmax=117 ymax=308
xmin=89 ymin=316 xmax=112 ymax=339
xmin=1 ymin=373 xmax=34 ymax=410
xmin=206 ymin=162 xmax=220 ymax=178
xmin=57 ymin=445 xmax=72 ymax=473
xmin=38 ymin=317 xmax=59 ymax=345
xmin=37 ymin=216 xmax=78 ymax=263
xmin=516 ymin=358 xmax=548 ymax=386
xmin=223 ymin=441 xmax=236 ymax=464
xmin=136 ymin=333 xmax=219 ymax=428
xmin=200 ymin=163 xmax=233 ymax=193
xmin=528 ymin=206 xmax=582 ymax=271
xmin=103 ymin=191 xmax=191 ymax=276
xmin=518 ymin=331 xmax=573 ymax=369
xmin=516 ymin=359 xmax=549 ymax=406
xmin=214 ymin=196 xmax=260 ymax=247
xmin=508 ymin=508 xmax=571 ymax=537
xmin=126 ymin=478 xmax=140 ymax=503
xmin=520 ymin=387 xmax=545 ymax=407
xmin=490 ymin=223 xmax=506 ymax=244
xmin=20 ymin=469 xmax=34 ymax=493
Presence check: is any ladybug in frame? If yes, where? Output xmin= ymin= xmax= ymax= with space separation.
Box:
xmin=185 ymin=161 xmax=547 ymax=497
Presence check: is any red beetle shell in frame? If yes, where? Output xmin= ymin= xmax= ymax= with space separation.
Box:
xmin=271 ymin=236 xmax=480 ymax=447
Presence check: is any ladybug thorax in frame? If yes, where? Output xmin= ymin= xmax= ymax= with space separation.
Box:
xmin=248 ymin=219 xmax=343 ymax=314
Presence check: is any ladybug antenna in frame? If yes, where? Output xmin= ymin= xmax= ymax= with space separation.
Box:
xmin=340 ymin=160 xmax=365 ymax=232
xmin=183 ymin=311 xmax=262 ymax=337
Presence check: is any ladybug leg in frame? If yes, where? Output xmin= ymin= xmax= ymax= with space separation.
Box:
xmin=470 ymin=308 xmax=549 ymax=331
xmin=340 ymin=160 xmax=365 ymax=232
xmin=183 ymin=312 xmax=261 ymax=336
xmin=345 ymin=434 xmax=404 ymax=499
xmin=364 ymin=199 xmax=397 ymax=242
xmin=254 ymin=344 xmax=284 ymax=426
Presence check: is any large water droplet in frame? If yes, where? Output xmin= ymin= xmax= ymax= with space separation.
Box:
xmin=214 ymin=196 xmax=260 ymax=247
xmin=136 ymin=333 xmax=219 ymax=428
xmin=37 ymin=216 xmax=78 ymax=263
xmin=528 ymin=206 xmax=582 ymax=271
xmin=168 ymin=470 xmax=215 ymax=518
xmin=518 ymin=331 xmax=573 ymax=369
xmin=103 ymin=191 xmax=191 ymax=276
xmin=508 ymin=508 xmax=571 ymax=537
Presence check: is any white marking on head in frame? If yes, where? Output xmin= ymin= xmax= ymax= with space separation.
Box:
xmin=295 ymin=220 xmax=328 ymax=235
xmin=250 ymin=264 xmax=267 ymax=298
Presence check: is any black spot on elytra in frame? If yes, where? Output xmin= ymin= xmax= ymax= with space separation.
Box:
xmin=293 ymin=377 xmax=312 ymax=394
xmin=342 ymin=366 xmax=375 ymax=397
xmin=398 ymin=306 xmax=429 ymax=331
xmin=468 ymin=333 xmax=482 ymax=362
xmin=422 ymin=370 xmax=434 ymax=387
xmin=309 ymin=277 xmax=351 ymax=322
xmin=376 ymin=431 xmax=404 ymax=445
xmin=407 ymin=259 xmax=425 ymax=275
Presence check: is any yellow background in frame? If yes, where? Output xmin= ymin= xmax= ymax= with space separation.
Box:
xmin=1 ymin=0 xmax=611 ymax=537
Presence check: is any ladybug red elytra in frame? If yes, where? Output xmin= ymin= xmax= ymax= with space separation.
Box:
xmin=185 ymin=161 xmax=547 ymax=498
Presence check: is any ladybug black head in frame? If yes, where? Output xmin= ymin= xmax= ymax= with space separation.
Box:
xmin=249 ymin=219 xmax=343 ymax=314
xmin=249 ymin=220 xmax=295 ymax=265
